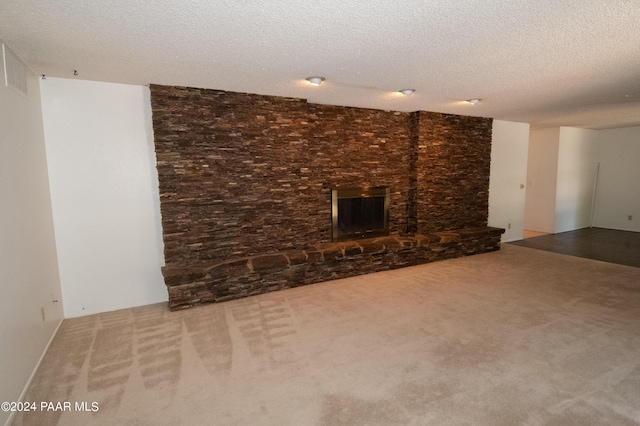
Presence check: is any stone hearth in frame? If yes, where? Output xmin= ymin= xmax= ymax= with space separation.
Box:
xmin=163 ymin=227 xmax=504 ymax=310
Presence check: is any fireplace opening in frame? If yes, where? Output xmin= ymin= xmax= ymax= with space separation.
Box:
xmin=332 ymin=187 xmax=390 ymax=241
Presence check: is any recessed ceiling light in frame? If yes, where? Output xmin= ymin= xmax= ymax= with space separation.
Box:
xmin=306 ymin=77 xmax=325 ymax=86
xmin=400 ymin=89 xmax=415 ymax=96
xmin=467 ymin=99 xmax=480 ymax=105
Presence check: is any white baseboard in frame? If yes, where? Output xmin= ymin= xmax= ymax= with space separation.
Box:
xmin=4 ymin=318 xmax=64 ymax=426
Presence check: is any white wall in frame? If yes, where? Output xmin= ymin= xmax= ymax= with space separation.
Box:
xmin=40 ymin=78 xmax=167 ymax=318
xmin=524 ymin=126 xmax=600 ymax=234
xmin=524 ymin=127 xmax=560 ymax=233
xmin=593 ymin=126 xmax=640 ymax=232
xmin=555 ymin=127 xmax=598 ymax=233
xmin=0 ymin=43 xmax=64 ymax=426
xmin=488 ymin=120 xmax=530 ymax=242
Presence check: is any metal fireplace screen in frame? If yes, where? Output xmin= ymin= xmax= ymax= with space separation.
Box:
xmin=332 ymin=187 xmax=390 ymax=241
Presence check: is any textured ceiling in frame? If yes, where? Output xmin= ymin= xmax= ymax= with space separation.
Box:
xmin=1 ymin=0 xmax=639 ymax=129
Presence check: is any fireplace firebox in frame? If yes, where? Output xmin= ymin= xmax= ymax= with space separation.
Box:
xmin=332 ymin=187 xmax=390 ymax=241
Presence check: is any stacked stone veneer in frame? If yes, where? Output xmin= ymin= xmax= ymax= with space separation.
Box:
xmin=150 ymin=85 xmax=503 ymax=310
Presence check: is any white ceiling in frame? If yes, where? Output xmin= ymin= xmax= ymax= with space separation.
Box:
xmin=1 ymin=0 xmax=639 ymax=130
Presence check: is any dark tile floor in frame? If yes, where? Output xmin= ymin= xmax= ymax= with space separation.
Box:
xmin=509 ymin=227 xmax=640 ymax=269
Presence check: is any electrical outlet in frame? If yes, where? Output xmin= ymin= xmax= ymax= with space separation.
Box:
xmin=508 ymin=223 xmax=511 ymax=229
xmin=629 ymin=215 xmax=633 ymax=221
xmin=41 ymin=307 xmax=45 ymax=322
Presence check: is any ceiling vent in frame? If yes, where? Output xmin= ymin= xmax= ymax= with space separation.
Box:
xmin=3 ymin=43 xmax=28 ymax=96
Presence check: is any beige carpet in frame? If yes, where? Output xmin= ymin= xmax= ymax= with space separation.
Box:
xmin=13 ymin=245 xmax=640 ymax=425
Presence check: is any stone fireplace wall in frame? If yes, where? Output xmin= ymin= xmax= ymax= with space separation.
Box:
xmin=151 ymin=85 xmax=500 ymax=310
xmin=416 ymin=112 xmax=492 ymax=233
